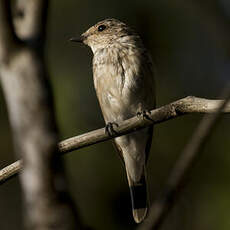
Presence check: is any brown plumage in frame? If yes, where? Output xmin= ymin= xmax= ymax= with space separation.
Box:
xmin=70 ymin=18 xmax=156 ymax=223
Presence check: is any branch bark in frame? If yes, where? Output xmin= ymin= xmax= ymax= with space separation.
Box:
xmin=1 ymin=96 xmax=230 ymax=184
xmin=0 ymin=0 xmax=83 ymax=229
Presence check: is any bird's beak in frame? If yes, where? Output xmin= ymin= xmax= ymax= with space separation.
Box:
xmin=69 ymin=35 xmax=84 ymax=43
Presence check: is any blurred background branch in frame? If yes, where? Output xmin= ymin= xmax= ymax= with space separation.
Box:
xmin=0 ymin=0 xmax=83 ymax=229
xmin=138 ymin=85 xmax=230 ymax=230
xmin=0 ymin=0 xmax=19 ymax=63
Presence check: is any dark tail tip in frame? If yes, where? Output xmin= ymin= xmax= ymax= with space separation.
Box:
xmin=133 ymin=208 xmax=148 ymax=223
xmin=130 ymin=182 xmax=148 ymax=223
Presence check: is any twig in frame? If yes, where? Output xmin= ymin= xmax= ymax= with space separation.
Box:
xmin=0 ymin=160 xmax=22 ymax=185
xmin=1 ymin=96 xmax=230 ymax=184
xmin=137 ymin=87 xmax=230 ymax=230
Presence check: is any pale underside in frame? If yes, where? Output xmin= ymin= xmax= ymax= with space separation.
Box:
xmin=93 ymin=44 xmax=155 ymax=182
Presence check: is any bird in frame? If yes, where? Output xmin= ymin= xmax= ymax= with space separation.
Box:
xmin=70 ymin=18 xmax=156 ymax=223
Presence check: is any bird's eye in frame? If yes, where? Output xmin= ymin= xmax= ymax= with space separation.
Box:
xmin=98 ymin=25 xmax=106 ymax=32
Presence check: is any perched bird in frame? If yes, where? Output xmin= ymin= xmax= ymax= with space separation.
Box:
xmin=70 ymin=18 xmax=156 ymax=223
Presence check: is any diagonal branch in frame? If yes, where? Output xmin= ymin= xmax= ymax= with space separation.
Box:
xmin=137 ymin=87 xmax=230 ymax=230
xmin=0 ymin=160 xmax=22 ymax=185
xmin=1 ymin=96 xmax=230 ymax=184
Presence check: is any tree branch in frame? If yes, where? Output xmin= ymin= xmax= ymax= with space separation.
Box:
xmin=0 ymin=160 xmax=22 ymax=184
xmin=137 ymin=87 xmax=230 ymax=230
xmin=0 ymin=0 xmax=83 ymax=229
xmin=1 ymin=96 xmax=230 ymax=184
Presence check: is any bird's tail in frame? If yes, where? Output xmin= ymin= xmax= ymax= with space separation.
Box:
xmin=127 ymin=170 xmax=148 ymax=223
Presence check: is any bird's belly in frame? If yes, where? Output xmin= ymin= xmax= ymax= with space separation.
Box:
xmin=96 ymin=79 xmax=142 ymax=123
xmin=93 ymin=60 xmax=155 ymax=123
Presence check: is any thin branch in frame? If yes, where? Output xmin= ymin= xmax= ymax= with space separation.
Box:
xmin=0 ymin=160 xmax=22 ymax=184
xmin=137 ymin=87 xmax=230 ymax=230
xmin=58 ymin=96 xmax=230 ymax=153
xmin=1 ymin=96 xmax=230 ymax=184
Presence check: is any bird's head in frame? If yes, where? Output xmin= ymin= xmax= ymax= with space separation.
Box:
xmin=70 ymin=18 xmax=140 ymax=53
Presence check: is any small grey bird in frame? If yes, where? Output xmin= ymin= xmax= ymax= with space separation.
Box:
xmin=70 ymin=18 xmax=156 ymax=223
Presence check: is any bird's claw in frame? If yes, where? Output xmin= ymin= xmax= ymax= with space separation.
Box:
xmin=105 ymin=122 xmax=119 ymax=136
xmin=137 ymin=110 xmax=153 ymax=122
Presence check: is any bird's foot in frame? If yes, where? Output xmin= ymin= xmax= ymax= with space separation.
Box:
xmin=137 ymin=110 xmax=153 ymax=122
xmin=105 ymin=122 xmax=119 ymax=136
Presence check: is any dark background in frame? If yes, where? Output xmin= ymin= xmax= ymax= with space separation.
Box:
xmin=1 ymin=0 xmax=230 ymax=229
